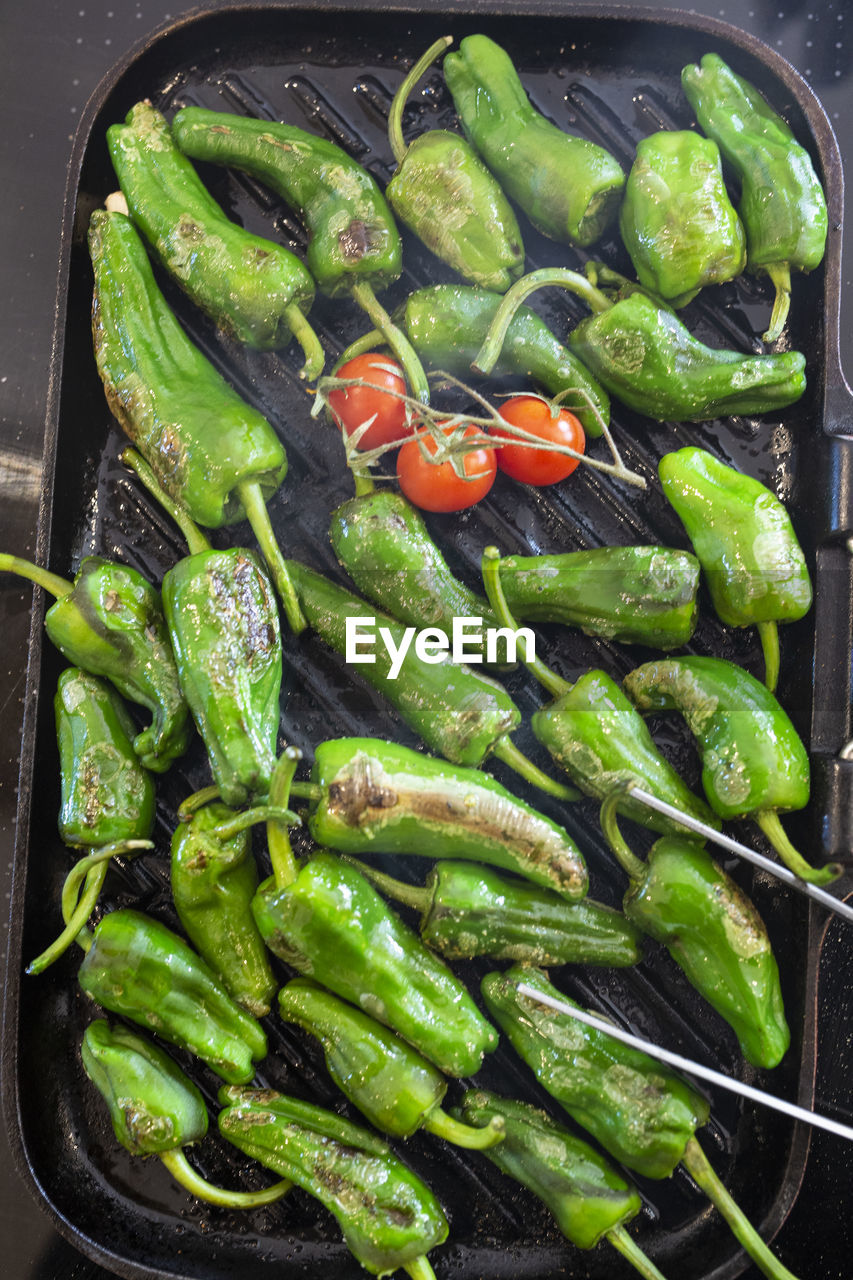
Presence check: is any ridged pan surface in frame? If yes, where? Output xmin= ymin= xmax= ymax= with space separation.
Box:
xmin=4 ymin=4 xmax=849 ymax=1279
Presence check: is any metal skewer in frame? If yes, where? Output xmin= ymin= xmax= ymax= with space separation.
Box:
xmin=515 ymin=983 xmax=853 ymax=1144
xmin=626 ymin=784 xmax=853 ymax=925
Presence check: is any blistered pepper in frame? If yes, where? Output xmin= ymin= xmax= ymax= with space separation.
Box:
xmin=278 ymin=978 xmax=504 ymax=1148
xmin=0 ymin=551 xmax=190 ymax=771
xmin=619 ymin=129 xmax=746 ymax=306
xmin=218 ymin=1086 xmax=449 ymax=1279
xmin=107 ymin=100 xmax=323 ymax=371
xmin=81 ymin=1019 xmax=289 ymax=1207
xmin=457 ymin=1090 xmax=668 ymax=1280
xmin=475 ymin=266 xmax=807 ymax=422
xmin=386 ymin=37 xmax=524 ymax=291
xmin=482 ymin=966 xmax=802 ymax=1280
xmin=444 ymin=34 xmax=625 ymax=247
xmin=658 ymin=446 xmax=812 ymax=691
xmin=347 ymin=856 xmax=642 ymax=967
xmin=623 ymin=655 xmax=841 ymax=884
xmin=89 ymin=208 xmax=305 ymax=631
xmin=599 ymin=786 xmax=789 ymax=1068
xmin=682 ymin=52 xmax=828 ymax=342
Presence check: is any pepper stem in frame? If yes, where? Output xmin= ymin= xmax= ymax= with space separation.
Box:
xmin=211 ymin=805 xmax=300 ymax=842
xmin=762 ymin=263 xmax=792 ymax=345
xmin=388 ymin=36 xmax=454 ymax=166
xmin=401 ymin=1256 xmax=439 ymax=1280
xmin=158 ymin=1147 xmax=291 ymax=1208
xmin=236 ymin=478 xmax=308 ymax=634
xmin=481 ymin=546 xmax=571 ymax=700
xmin=349 ymin=280 xmax=430 ymax=404
xmin=423 ymin=1106 xmax=505 ymax=1149
xmin=599 ymin=787 xmax=648 ymax=883
xmin=491 ymin=735 xmax=581 ymax=802
xmin=178 ymin=784 xmax=223 ymax=820
xmin=27 ymin=839 xmax=153 ymax=974
xmin=757 ymin=620 xmax=780 ymax=693
xmin=606 ymin=1224 xmax=669 ymax=1280
xmin=473 ymin=266 xmax=613 ymax=376
xmin=338 ymin=854 xmax=430 ymax=913
xmin=336 ymin=327 xmax=387 ymax=368
xmin=681 ymin=1137 xmax=802 ymax=1280
xmin=754 ymin=809 xmax=843 ymax=885
xmin=288 ymin=780 xmax=325 ymax=802
xmin=267 ymin=747 xmax=302 ymax=890
xmin=0 ymin=552 xmax=71 ymax=601
xmin=284 ymin=302 xmax=325 ymax=381
xmin=120 ymin=448 xmax=212 ymax=555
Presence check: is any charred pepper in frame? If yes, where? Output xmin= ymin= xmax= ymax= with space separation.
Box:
xmin=682 ymin=52 xmax=828 ymax=342
xmin=107 ymin=100 xmax=323 ymax=372
xmin=658 ymin=446 xmax=812 ymax=691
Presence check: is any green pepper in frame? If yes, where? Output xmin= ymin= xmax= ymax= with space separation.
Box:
xmin=301 ymin=736 xmax=587 ymax=900
xmin=385 ymin=37 xmax=524 ymax=292
xmin=0 ymin=552 xmax=190 ymax=771
xmin=162 ymin=547 xmax=282 ymax=808
xmin=457 ymin=1090 xmax=668 ymax=1280
xmin=482 ymin=967 xmax=802 ymax=1280
xmin=480 ymin=548 xmax=718 ymax=837
xmin=107 ymin=100 xmax=323 ymax=373
xmin=81 ymin=1019 xmax=290 ymax=1207
xmin=285 ymin=557 xmax=581 ymax=804
xmin=218 ymin=1086 xmax=449 ymax=1279
xmin=443 ymin=34 xmax=625 ymax=247
xmin=340 ymin=283 xmax=609 ymax=437
xmin=346 ymin=856 xmax=642 ymax=967
xmin=475 ymin=266 xmax=807 ymax=422
xmin=658 ymin=446 xmax=812 ymax=691
xmin=171 ymin=793 xmax=283 ymax=1016
xmin=599 ymin=786 xmax=790 ymax=1068
xmin=278 ymin=978 xmax=504 ymax=1148
xmin=89 ymin=207 xmax=305 ymax=632
xmin=619 ymin=129 xmax=746 ymax=307
xmin=77 ymin=907 xmax=268 ymax=1084
xmin=623 ymin=655 xmax=841 ymax=885
xmin=252 ymin=852 xmax=498 ymax=1078
xmin=171 ymin=104 xmax=430 ymax=403
xmin=682 ymin=52 xmax=828 ymax=342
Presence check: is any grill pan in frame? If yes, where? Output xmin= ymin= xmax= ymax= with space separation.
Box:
xmin=3 ymin=3 xmax=852 ymax=1278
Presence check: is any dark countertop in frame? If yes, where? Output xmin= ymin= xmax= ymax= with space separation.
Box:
xmin=1 ymin=2 xmax=851 ymax=1277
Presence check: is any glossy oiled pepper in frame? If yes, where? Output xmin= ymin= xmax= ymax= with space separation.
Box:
xmin=81 ymin=1019 xmax=290 ymax=1207
xmin=285 ymin=557 xmax=580 ymax=804
xmin=302 ymin=736 xmax=587 ymax=899
xmin=171 ymin=104 xmax=430 ymax=403
xmin=89 ymin=208 xmax=305 ymax=632
xmin=682 ymin=52 xmax=827 ymax=342
xmin=619 ymin=129 xmax=746 ymax=306
xmin=386 ymin=37 xmax=524 ymax=291
xmin=107 ymin=100 xmax=323 ymax=372
xmin=278 ymin=979 xmax=505 ymax=1148
xmin=457 ymin=1090 xmax=669 ymax=1280
xmin=599 ymin=787 xmax=789 ymax=1068
xmin=623 ymin=655 xmax=841 ymax=885
xmin=480 ymin=548 xmax=718 ymax=838
xmin=444 ymin=34 xmax=625 ymax=247
xmin=77 ymin=907 xmax=268 ymax=1083
xmin=0 ymin=551 xmax=190 ymax=771
xmin=252 ymin=852 xmax=498 ymax=1078
xmin=218 ymin=1086 xmax=449 ymax=1279
xmin=342 ymin=283 xmax=609 ymax=437
xmin=482 ymin=966 xmax=802 ymax=1280
xmin=347 ymin=856 xmax=642 ymax=967
xmin=475 ymin=266 xmax=807 ymax=422
xmin=162 ymin=548 xmax=282 ymax=808
xmin=659 ymin=446 xmax=812 ymax=692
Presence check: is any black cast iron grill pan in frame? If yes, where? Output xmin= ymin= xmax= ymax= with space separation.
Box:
xmin=3 ymin=4 xmax=852 ymax=1279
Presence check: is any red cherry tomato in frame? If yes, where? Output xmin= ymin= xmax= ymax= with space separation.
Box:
xmin=491 ymin=395 xmax=585 ymax=485
xmin=396 ymin=423 xmax=497 ymax=513
xmin=327 ymin=353 xmax=409 ymax=450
